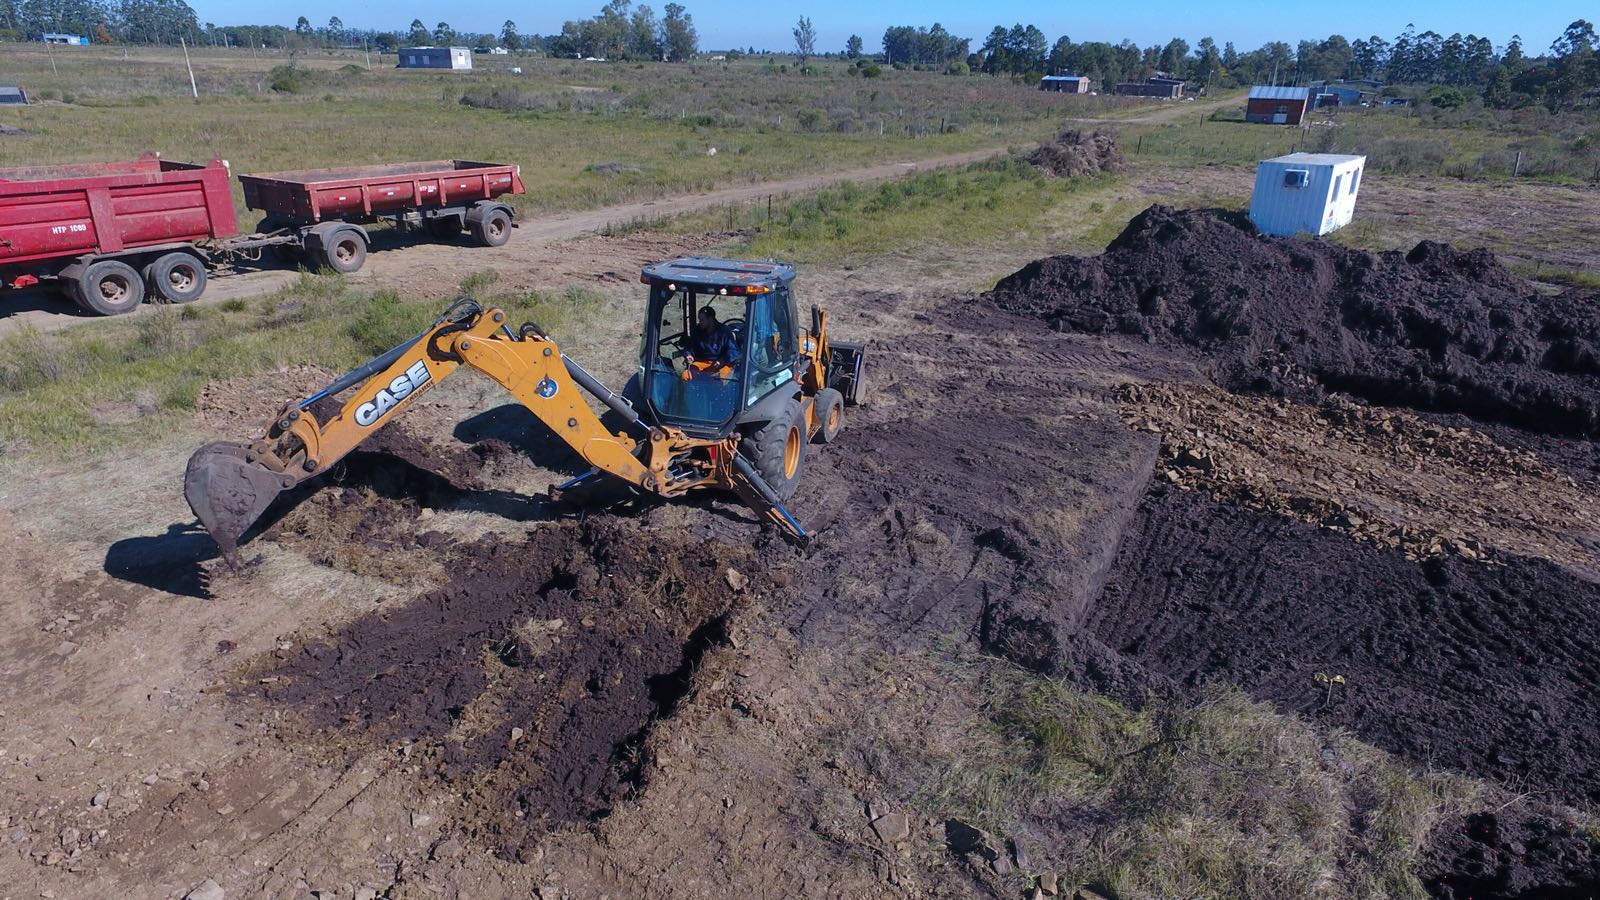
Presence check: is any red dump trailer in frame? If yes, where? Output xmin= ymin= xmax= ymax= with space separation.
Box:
xmin=239 ymin=160 xmax=524 ymax=276
xmin=0 ymin=155 xmax=525 ymax=316
xmin=0 ymin=154 xmax=238 ymax=314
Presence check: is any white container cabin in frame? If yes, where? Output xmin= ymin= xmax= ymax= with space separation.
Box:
xmin=1248 ymin=152 xmax=1366 ymax=237
xmin=397 ymin=47 xmax=474 ymax=70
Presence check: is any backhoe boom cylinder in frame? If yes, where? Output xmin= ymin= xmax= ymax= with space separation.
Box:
xmin=562 ymin=354 xmax=649 ymax=437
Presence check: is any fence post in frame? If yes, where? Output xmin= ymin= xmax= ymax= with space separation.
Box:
xmin=1513 ymin=150 xmax=1522 ymax=178
xmin=1136 ymin=134 xmax=1142 ymax=154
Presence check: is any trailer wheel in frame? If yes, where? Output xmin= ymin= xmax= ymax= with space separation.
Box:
xmin=145 ymin=252 xmax=208 ymax=303
xmin=317 ymin=229 xmax=367 ymax=274
xmin=470 ymin=207 xmax=512 ymax=248
xmin=75 ymin=259 xmax=145 ymax=316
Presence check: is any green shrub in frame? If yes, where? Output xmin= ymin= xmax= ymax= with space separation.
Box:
xmin=268 ymin=65 xmax=308 ymax=94
xmin=861 ymin=63 xmax=882 ymax=79
xmin=946 ymin=61 xmax=969 ymax=76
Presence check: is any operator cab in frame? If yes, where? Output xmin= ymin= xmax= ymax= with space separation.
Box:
xmin=633 ymin=257 xmax=800 ymax=438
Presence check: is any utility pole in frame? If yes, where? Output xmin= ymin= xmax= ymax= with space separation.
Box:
xmin=181 ymin=38 xmax=198 ymax=99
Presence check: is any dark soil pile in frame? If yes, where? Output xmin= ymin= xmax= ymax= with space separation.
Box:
xmin=255 ymin=518 xmax=772 ymax=859
xmin=982 ymin=205 xmax=1600 ymax=437
xmin=1028 ymin=129 xmax=1124 ymax=177
xmin=1421 ymin=808 xmax=1600 ymax=899
xmin=1084 ymin=485 xmax=1600 ymax=805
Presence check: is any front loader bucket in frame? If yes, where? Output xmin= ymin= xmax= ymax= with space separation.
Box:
xmin=183 ymin=442 xmax=293 ymax=567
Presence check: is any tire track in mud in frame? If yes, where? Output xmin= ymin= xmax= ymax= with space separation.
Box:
xmin=1086 ymin=485 xmax=1600 ymax=807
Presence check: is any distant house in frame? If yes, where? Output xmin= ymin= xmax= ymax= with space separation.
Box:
xmin=397 ymin=47 xmax=473 ymax=71
xmin=0 ymin=86 xmax=27 ymax=105
xmin=41 ymin=33 xmax=90 ymax=46
xmin=1246 ymin=85 xmax=1311 ymax=124
xmin=1309 ymin=81 xmax=1378 ymax=108
xmin=1040 ymin=74 xmax=1091 ymax=93
xmin=1114 ymin=77 xmax=1185 ymax=98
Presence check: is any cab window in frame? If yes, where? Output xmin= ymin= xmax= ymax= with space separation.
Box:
xmin=745 ymin=288 xmax=796 ymax=406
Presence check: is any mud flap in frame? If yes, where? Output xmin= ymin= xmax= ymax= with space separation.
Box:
xmin=183 ymin=441 xmax=295 ymax=567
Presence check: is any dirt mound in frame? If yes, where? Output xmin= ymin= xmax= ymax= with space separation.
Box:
xmin=1028 ymin=129 xmax=1124 ymax=177
xmin=253 ymin=518 xmax=773 ymax=859
xmin=1422 ymin=807 xmax=1600 ymax=899
xmin=982 ymin=205 xmax=1600 ymax=437
xmin=1085 ymin=485 xmax=1600 ymax=806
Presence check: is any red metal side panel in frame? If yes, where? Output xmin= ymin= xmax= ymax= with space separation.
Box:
xmin=239 ymin=161 xmax=524 ymax=224
xmin=0 ymin=191 xmax=99 ymax=261
xmin=0 ymin=157 xmax=237 ymax=268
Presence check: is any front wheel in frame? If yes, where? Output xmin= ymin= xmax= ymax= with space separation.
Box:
xmin=316 ymin=229 xmax=367 ymax=274
xmin=744 ymin=398 xmax=806 ymax=501
xmin=814 ymin=388 xmax=845 ymax=443
xmin=470 ymin=207 xmax=512 ymax=247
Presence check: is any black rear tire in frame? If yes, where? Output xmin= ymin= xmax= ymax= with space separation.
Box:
xmin=470 ymin=208 xmax=513 ymax=247
xmin=145 ymin=252 xmax=208 ymax=303
xmin=76 ymin=259 xmax=145 ymax=316
xmin=744 ymin=397 xmax=806 ymax=501
xmin=814 ymin=388 xmax=845 ymax=443
xmin=317 ymin=229 xmax=367 ymax=274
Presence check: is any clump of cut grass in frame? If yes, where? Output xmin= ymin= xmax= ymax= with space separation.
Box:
xmin=863 ymin=652 xmax=1471 ymax=900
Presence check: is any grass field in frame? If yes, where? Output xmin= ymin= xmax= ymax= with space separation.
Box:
xmin=0 ymin=45 xmax=1079 ymax=220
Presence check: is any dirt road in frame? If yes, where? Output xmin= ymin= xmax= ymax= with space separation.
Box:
xmin=0 ymin=146 xmax=1009 ymax=338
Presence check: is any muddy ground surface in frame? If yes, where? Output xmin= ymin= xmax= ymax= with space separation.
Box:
xmin=1085 ymin=484 xmax=1600 ymax=805
xmin=985 ymin=205 xmax=1600 ymax=438
xmin=2 ymin=204 xmax=1598 ymax=898
xmin=1421 ymin=806 xmax=1600 ymax=900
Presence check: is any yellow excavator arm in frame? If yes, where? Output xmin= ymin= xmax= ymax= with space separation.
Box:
xmin=184 ymin=299 xmax=807 ymax=565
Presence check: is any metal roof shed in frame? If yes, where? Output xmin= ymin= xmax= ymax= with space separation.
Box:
xmin=1249 ymin=153 xmax=1366 ymax=237
xmin=0 ymin=86 xmax=27 ymax=105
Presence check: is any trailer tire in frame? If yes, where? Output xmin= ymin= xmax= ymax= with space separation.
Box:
xmin=469 ymin=207 xmax=513 ymax=248
xmin=314 ymin=227 xmax=367 ymax=274
xmin=743 ymin=397 xmax=806 ymax=501
xmin=145 ymin=252 xmax=208 ymax=303
xmin=75 ymin=259 xmax=145 ymax=316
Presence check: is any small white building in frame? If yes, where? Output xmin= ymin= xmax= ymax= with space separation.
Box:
xmin=397 ymin=47 xmax=473 ymax=70
xmin=1248 ymin=152 xmax=1366 ymax=237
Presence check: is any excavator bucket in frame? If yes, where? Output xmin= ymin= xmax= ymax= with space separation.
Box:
xmin=183 ymin=442 xmax=292 ymax=566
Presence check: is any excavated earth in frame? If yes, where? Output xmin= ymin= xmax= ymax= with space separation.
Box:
xmin=984 ymin=205 xmax=1600 ymax=441
xmin=253 ymin=516 xmax=773 ymax=862
xmin=216 ymin=207 xmax=1600 ymax=896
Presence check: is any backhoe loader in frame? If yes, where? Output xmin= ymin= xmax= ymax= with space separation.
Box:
xmin=184 ymin=257 xmax=865 ymax=564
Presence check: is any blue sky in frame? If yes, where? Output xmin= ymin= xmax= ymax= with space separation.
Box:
xmin=191 ymin=0 xmax=1592 ymax=54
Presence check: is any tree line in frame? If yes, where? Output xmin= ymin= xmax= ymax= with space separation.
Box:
xmin=0 ymin=0 xmax=700 ymax=61
xmin=1 ymin=0 xmax=198 ymax=44
xmin=855 ymin=19 xmax=1599 ymax=110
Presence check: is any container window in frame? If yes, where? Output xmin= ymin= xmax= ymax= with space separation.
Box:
xmin=1349 ymin=169 xmax=1360 ymax=195
xmin=1283 ymin=169 xmax=1309 ymax=189
xmin=1332 ymin=174 xmax=1343 ymax=197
